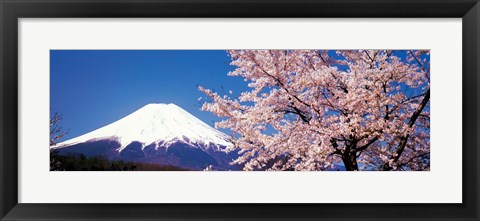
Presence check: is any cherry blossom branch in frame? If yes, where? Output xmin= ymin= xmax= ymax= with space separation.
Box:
xmin=396 ymin=152 xmax=430 ymax=170
xmin=383 ymin=88 xmax=430 ymax=170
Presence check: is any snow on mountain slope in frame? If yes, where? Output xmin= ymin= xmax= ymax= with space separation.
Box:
xmin=57 ymin=103 xmax=232 ymax=151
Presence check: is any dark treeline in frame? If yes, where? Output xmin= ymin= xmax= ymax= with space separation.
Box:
xmin=50 ymin=150 xmax=188 ymax=171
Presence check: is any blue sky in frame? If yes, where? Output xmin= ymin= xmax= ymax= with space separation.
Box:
xmin=51 ymin=50 xmax=249 ymax=141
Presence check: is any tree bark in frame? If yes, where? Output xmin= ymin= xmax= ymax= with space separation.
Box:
xmin=342 ymin=154 xmax=359 ymax=171
xmin=342 ymin=145 xmax=359 ymax=171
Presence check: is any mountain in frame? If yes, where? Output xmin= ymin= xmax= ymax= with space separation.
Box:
xmin=53 ymin=103 xmax=240 ymax=170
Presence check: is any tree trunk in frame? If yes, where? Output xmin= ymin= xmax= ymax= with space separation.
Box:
xmin=342 ymin=151 xmax=359 ymax=171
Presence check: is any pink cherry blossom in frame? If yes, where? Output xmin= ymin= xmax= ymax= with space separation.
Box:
xmin=199 ymin=50 xmax=430 ymax=171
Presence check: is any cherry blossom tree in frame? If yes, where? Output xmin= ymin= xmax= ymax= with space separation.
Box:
xmin=199 ymin=50 xmax=430 ymax=171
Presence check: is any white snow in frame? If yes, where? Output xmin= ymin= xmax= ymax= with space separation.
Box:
xmin=56 ymin=103 xmax=232 ymax=151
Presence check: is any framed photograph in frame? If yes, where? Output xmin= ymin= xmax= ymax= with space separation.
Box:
xmin=1 ymin=0 xmax=478 ymax=220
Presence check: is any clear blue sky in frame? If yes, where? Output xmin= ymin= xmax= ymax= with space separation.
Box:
xmin=51 ymin=50 xmax=248 ymax=141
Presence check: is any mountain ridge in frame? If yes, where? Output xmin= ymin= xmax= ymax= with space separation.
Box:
xmin=53 ymin=103 xmax=238 ymax=170
xmin=56 ymin=103 xmax=232 ymax=151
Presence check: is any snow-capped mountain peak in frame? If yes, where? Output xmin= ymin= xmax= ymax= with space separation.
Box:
xmin=57 ymin=103 xmax=232 ymax=151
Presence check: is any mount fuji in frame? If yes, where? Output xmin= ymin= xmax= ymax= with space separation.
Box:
xmin=53 ymin=103 xmax=239 ymax=170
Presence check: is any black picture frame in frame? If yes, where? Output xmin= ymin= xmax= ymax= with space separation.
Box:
xmin=1 ymin=0 xmax=479 ymax=220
